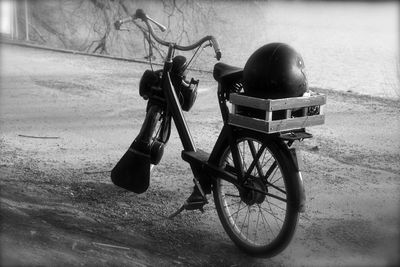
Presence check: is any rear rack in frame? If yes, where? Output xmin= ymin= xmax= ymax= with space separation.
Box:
xmin=228 ymin=93 xmax=326 ymax=134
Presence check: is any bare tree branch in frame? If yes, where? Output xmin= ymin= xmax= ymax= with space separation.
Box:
xmin=27 ymin=0 xmax=218 ymax=61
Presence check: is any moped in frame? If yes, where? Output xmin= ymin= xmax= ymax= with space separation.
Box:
xmin=112 ymin=9 xmax=325 ymax=256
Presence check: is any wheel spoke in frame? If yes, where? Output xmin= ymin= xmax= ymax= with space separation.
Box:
xmin=267 ymin=200 xmax=286 ymax=211
xmin=259 ymin=205 xmax=284 ymax=224
xmin=270 ymin=171 xmax=283 ymax=185
xmin=266 ymin=180 xmax=286 ymax=195
xmin=255 ymin=207 xmax=261 ymax=243
xmin=247 ymin=140 xmax=265 ymax=178
xmin=230 ymin=203 xmax=247 ymax=217
xmin=258 ymin=204 xmax=275 ymax=237
xmin=223 ymin=200 xmax=242 ymax=209
xmin=260 ymin=154 xmax=273 ymax=170
xmin=234 ymin=200 xmax=244 ymax=222
xmin=265 ymin=192 xmax=287 ymax=203
xmin=240 ymin=206 xmax=250 ymax=235
xmin=264 ymin=161 xmax=277 ymax=181
xmin=266 ymin=200 xmax=283 ymax=227
xmin=244 ymin=140 xmax=267 ymax=180
xmin=246 ymin=206 xmax=251 ymax=240
xmin=238 ymin=142 xmax=248 ymax=171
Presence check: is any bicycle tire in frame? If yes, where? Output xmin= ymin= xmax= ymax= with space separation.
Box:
xmin=212 ymin=131 xmax=300 ymax=257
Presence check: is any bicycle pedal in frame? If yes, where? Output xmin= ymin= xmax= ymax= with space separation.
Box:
xmin=183 ymin=200 xmax=207 ymax=211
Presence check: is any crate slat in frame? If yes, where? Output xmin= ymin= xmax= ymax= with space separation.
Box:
xmin=268 ymin=95 xmax=326 ymax=111
xmin=268 ymin=115 xmax=325 ymax=132
xmin=228 ymin=114 xmax=269 ymax=132
xmin=228 ymin=113 xmax=325 ymax=134
xmin=230 ymin=93 xmax=269 ymax=110
xmin=230 ymin=93 xmax=326 ymax=111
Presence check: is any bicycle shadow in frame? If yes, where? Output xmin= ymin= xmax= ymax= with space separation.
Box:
xmin=66 ymin=180 xmax=274 ymax=266
xmin=0 ymin=163 xmax=278 ymax=266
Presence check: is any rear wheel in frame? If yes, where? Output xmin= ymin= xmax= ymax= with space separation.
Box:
xmin=213 ymin=134 xmax=300 ymax=256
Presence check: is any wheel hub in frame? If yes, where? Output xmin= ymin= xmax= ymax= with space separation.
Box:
xmin=241 ymin=179 xmax=266 ymax=205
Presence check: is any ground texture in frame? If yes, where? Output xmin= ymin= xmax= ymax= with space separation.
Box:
xmin=0 ymin=44 xmax=399 ymax=266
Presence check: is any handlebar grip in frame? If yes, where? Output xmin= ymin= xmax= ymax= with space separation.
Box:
xmin=114 ymin=16 xmax=134 ymax=30
xmin=134 ymin=9 xmax=166 ymax=32
xmin=210 ymin=36 xmax=222 ymax=60
xmin=135 ymin=9 xmax=146 ymax=20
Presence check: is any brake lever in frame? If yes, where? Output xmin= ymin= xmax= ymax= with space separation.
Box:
xmin=114 ymin=20 xmax=122 ymax=30
xmin=204 ymin=42 xmax=212 ymax=48
xmin=189 ymin=78 xmax=199 ymax=86
xmin=134 ymin=9 xmax=167 ymax=32
xmin=204 ymin=42 xmax=221 ymax=60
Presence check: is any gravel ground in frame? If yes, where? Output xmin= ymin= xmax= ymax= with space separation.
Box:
xmin=0 ymin=44 xmax=399 ymax=266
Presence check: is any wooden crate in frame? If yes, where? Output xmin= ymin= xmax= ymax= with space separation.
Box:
xmin=228 ymin=93 xmax=326 ymax=134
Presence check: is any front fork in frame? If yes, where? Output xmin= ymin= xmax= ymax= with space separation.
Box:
xmin=133 ymin=103 xmax=170 ymax=165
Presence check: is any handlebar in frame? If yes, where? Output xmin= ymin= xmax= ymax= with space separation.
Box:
xmin=114 ymin=16 xmax=133 ymax=30
xmin=115 ymin=9 xmax=221 ymax=60
xmin=209 ymin=36 xmax=222 ymax=61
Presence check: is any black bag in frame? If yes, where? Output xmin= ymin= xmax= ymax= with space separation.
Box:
xmin=111 ymin=145 xmax=151 ymax=194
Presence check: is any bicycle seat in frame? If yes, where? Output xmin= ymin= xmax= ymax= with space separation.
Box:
xmin=213 ymin=62 xmax=243 ymax=84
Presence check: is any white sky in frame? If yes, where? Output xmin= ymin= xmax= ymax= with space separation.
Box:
xmin=1 ymin=0 xmax=12 ymax=34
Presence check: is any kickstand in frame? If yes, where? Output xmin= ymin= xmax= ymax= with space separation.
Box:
xmin=168 ymin=200 xmax=206 ymax=219
xmin=168 ymin=204 xmax=186 ymax=219
xmin=168 ymin=179 xmax=207 ymax=219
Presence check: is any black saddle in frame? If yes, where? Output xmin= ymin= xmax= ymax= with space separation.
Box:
xmin=213 ymin=62 xmax=243 ymax=84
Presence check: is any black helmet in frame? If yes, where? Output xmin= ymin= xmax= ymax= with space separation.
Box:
xmin=243 ymin=43 xmax=308 ymax=99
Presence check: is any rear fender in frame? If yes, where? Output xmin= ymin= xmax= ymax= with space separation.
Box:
xmin=288 ymin=147 xmax=306 ymax=212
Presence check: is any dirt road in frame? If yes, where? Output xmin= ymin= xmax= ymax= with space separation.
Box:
xmin=1 ymin=44 xmax=399 ymax=266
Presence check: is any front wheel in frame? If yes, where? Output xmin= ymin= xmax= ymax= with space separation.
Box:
xmin=213 ymin=133 xmax=301 ymax=257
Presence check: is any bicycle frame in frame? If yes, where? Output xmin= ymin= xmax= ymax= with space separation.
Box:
xmin=161 ymin=44 xmax=197 ymax=152
xmin=117 ymin=37 xmax=306 ymax=211
xmin=114 ymin=8 xmax=306 ymax=208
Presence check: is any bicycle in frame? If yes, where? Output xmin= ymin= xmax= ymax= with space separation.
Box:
xmin=111 ymin=9 xmax=326 ymax=257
